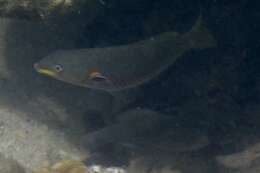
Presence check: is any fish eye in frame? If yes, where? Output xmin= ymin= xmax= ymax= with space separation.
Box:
xmin=54 ymin=64 xmax=63 ymax=72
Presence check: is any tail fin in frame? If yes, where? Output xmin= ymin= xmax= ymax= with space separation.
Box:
xmin=186 ymin=14 xmax=216 ymax=49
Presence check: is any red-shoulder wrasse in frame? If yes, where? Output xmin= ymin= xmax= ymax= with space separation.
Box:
xmin=34 ymin=15 xmax=216 ymax=91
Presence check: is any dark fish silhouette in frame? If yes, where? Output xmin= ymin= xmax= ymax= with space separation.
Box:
xmin=83 ymin=109 xmax=209 ymax=153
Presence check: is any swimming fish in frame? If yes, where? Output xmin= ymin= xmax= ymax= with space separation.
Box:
xmin=83 ymin=108 xmax=209 ymax=153
xmin=34 ymin=15 xmax=216 ymax=91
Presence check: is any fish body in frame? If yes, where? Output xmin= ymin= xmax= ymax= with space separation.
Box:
xmin=34 ymin=15 xmax=215 ymax=91
xmin=83 ymin=108 xmax=209 ymax=153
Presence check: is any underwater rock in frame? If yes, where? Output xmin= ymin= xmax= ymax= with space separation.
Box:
xmin=216 ymin=141 xmax=260 ymax=169
xmin=0 ymin=153 xmax=25 ymax=173
xmin=238 ymin=162 xmax=260 ymax=173
xmin=35 ymin=160 xmax=128 ymax=173
xmin=0 ymin=0 xmax=104 ymax=20
xmin=88 ymin=165 xmax=126 ymax=173
xmin=34 ymin=160 xmax=90 ymax=173
xmin=0 ymin=0 xmax=71 ymax=17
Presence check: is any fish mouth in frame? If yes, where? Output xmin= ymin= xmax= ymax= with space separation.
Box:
xmin=33 ymin=63 xmax=57 ymax=77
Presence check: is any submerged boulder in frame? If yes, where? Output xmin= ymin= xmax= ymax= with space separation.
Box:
xmin=0 ymin=153 xmax=25 ymax=173
xmin=0 ymin=0 xmax=105 ymax=20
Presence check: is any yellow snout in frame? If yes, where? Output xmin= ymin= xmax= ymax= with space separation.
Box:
xmin=37 ymin=68 xmax=57 ymax=77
